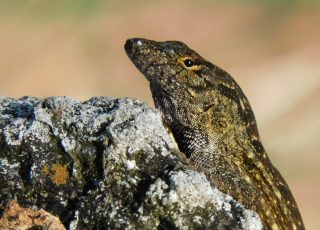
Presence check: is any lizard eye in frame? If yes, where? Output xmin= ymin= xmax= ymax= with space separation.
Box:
xmin=179 ymin=57 xmax=201 ymax=71
xmin=183 ymin=59 xmax=194 ymax=67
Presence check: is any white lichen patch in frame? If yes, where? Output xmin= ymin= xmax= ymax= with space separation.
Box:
xmin=102 ymin=99 xmax=176 ymax=172
xmin=147 ymin=179 xmax=169 ymax=204
xmin=61 ymin=137 xmax=76 ymax=153
xmin=168 ymin=170 xmax=228 ymax=211
xmin=126 ymin=160 xmax=137 ymax=170
xmin=3 ymin=118 xmax=27 ymax=145
xmin=241 ymin=209 xmax=264 ymax=230
xmin=0 ymin=158 xmax=21 ymax=189
xmin=0 ymin=158 xmax=20 ymax=172
xmin=69 ymin=210 xmax=80 ymax=230
xmin=146 ymin=169 xmax=262 ymax=229
xmin=25 ymin=121 xmax=52 ymax=144
xmin=193 ymin=215 xmax=203 ymax=225
xmin=34 ymin=107 xmax=53 ymax=127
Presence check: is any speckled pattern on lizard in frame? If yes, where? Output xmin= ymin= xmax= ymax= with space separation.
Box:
xmin=125 ymin=38 xmax=304 ymax=230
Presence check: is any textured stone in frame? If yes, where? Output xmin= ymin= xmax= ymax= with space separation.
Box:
xmin=0 ymin=200 xmax=66 ymax=230
xmin=0 ymin=96 xmax=262 ymax=229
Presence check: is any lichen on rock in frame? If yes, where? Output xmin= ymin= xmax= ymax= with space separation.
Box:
xmin=0 ymin=96 xmax=262 ymax=229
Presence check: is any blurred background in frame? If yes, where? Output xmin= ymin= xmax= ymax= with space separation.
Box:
xmin=0 ymin=0 xmax=319 ymax=228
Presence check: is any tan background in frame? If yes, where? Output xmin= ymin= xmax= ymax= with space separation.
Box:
xmin=0 ymin=0 xmax=319 ymax=228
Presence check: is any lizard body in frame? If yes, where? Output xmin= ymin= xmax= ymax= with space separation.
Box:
xmin=125 ymin=38 xmax=304 ymax=230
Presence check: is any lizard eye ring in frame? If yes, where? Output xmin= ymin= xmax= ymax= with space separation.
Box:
xmin=178 ymin=57 xmax=201 ymax=71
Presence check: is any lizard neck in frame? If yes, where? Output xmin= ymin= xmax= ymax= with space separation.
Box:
xmin=150 ymin=82 xmax=259 ymax=161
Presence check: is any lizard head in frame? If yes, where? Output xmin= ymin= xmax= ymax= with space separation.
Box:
xmin=124 ymin=38 xmax=244 ymax=105
xmin=124 ymin=38 xmax=216 ymax=92
xmin=124 ymin=38 xmax=245 ymax=116
xmin=125 ymin=38 xmax=261 ymax=155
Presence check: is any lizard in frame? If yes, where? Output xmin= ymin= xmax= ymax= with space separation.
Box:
xmin=124 ymin=38 xmax=305 ymax=230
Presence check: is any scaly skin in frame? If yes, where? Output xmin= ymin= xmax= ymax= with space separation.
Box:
xmin=125 ymin=38 xmax=304 ymax=230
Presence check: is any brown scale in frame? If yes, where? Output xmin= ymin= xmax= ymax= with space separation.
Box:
xmin=125 ymin=38 xmax=305 ymax=230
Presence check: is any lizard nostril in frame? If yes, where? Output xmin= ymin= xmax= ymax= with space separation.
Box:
xmin=124 ymin=39 xmax=133 ymax=53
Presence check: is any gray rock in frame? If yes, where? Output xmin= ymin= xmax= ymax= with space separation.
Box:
xmin=0 ymin=96 xmax=262 ymax=229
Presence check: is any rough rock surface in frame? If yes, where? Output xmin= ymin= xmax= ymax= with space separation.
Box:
xmin=0 ymin=96 xmax=262 ymax=230
xmin=0 ymin=200 xmax=66 ymax=229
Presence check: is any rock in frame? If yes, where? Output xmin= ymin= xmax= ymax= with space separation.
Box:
xmin=0 ymin=200 xmax=66 ymax=230
xmin=0 ymin=96 xmax=262 ymax=229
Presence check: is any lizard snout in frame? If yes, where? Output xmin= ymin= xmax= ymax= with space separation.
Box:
xmin=124 ymin=39 xmax=133 ymax=54
xmin=125 ymin=38 xmax=144 ymax=56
